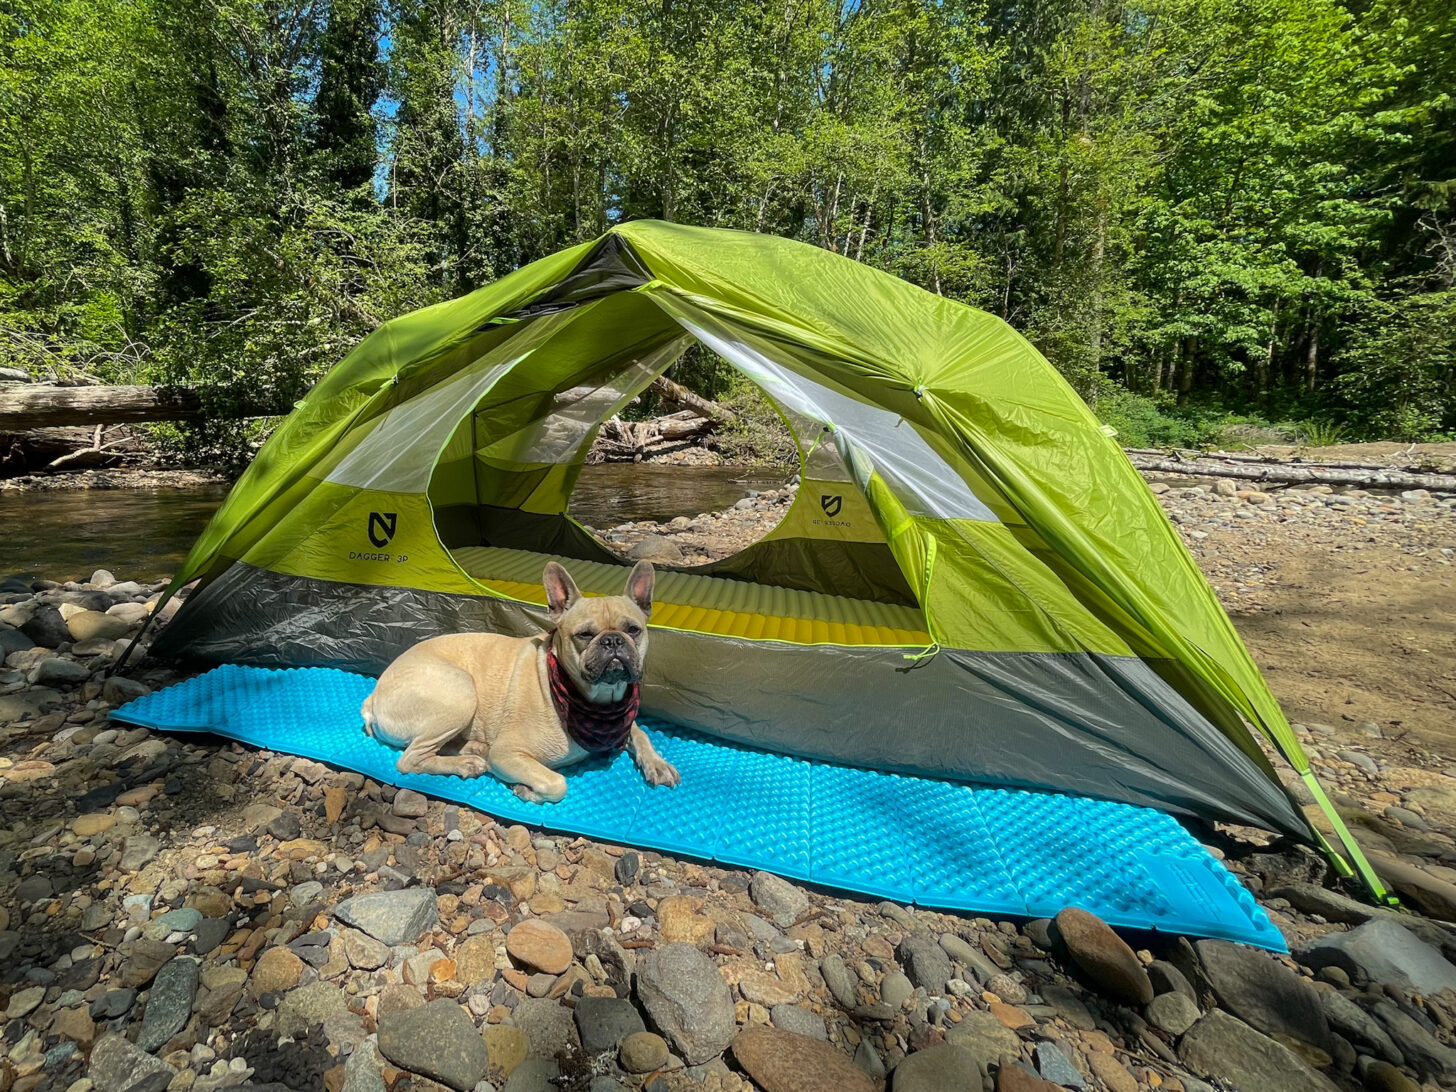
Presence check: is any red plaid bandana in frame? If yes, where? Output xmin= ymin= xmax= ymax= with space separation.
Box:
xmin=546 ymin=640 xmax=639 ymax=756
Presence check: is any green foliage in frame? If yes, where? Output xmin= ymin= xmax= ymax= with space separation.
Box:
xmin=1332 ymin=290 xmax=1456 ymax=441
xmin=2 ymin=0 xmax=1453 ymax=466
xmin=1095 ymin=390 xmax=1208 ymax=449
xmin=710 ymin=378 xmax=799 ymax=469
xmin=1297 ymin=420 xmax=1348 ymax=447
xmin=1095 ymin=387 xmax=1308 ymax=450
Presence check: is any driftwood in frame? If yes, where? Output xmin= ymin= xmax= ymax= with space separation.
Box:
xmin=648 ymin=374 xmax=737 ymax=424
xmin=0 ymin=384 xmax=214 ymax=430
xmin=0 ymin=425 xmax=145 ymax=472
xmin=1127 ymin=452 xmax=1456 ymax=493
xmin=2 ymin=377 xmax=735 ymax=430
xmin=1121 ymin=446 xmax=1446 ymax=475
xmin=592 ymin=411 xmax=716 ymax=462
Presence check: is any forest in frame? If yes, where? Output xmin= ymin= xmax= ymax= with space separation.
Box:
xmin=1 ymin=0 xmax=1453 ymax=462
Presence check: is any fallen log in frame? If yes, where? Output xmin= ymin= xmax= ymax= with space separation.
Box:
xmin=1122 ymin=446 xmax=1444 ymax=474
xmin=1126 ymin=452 xmax=1456 ymax=493
xmin=0 ymin=425 xmax=145 ymax=472
xmin=592 ymin=411 xmax=715 ymax=462
xmin=1 ymin=376 xmax=736 ymax=432
xmin=0 ymin=384 xmax=213 ymax=430
xmin=648 ymin=374 xmax=737 ymax=424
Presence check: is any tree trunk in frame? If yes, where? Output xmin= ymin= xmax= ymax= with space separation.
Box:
xmin=3 ymin=380 xmax=732 ymax=437
xmin=647 ymin=375 xmax=736 ymax=424
xmin=1177 ymin=339 xmax=1196 ymax=406
xmin=0 ymin=425 xmax=143 ymax=471
xmin=1088 ymin=205 xmax=1105 ymax=377
xmin=1126 ymin=452 xmax=1456 ymax=493
xmin=0 ymin=385 xmax=223 ymax=430
xmin=1306 ymin=319 xmax=1320 ymax=393
xmin=1256 ymin=314 xmax=1276 ymax=410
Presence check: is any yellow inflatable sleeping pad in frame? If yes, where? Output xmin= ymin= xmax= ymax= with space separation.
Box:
xmin=450 ymin=546 xmax=930 ymax=647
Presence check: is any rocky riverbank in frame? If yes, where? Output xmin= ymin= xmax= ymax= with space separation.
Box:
xmin=0 ymin=469 xmax=226 ymax=495
xmin=4 ymin=484 xmax=1456 ymax=1092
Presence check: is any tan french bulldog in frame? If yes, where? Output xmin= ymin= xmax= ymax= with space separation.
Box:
xmin=361 ymin=560 xmax=680 ymax=803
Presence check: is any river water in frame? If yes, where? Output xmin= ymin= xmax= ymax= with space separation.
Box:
xmin=0 ymin=464 xmax=790 ymax=583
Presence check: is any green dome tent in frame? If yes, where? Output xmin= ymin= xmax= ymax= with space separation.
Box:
xmin=144 ymin=220 xmax=1381 ymax=895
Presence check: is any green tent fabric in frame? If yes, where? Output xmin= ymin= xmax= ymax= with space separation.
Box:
xmin=146 ymin=220 xmax=1381 ymax=894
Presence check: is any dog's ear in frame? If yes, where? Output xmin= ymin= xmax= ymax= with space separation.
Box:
xmin=543 ymin=562 xmax=581 ymax=621
xmin=625 ymin=560 xmax=654 ymax=618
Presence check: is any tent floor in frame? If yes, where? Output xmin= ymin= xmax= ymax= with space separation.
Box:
xmin=450 ymin=545 xmax=931 ymax=647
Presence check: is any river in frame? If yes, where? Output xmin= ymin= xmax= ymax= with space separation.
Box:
xmin=0 ymin=464 xmax=790 ymax=583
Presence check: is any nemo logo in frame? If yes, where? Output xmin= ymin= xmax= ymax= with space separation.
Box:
xmin=820 ymin=494 xmax=843 ymax=518
xmin=367 ymin=512 xmax=397 ymax=548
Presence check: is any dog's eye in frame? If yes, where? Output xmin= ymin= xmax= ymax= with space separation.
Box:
xmin=574 ymin=629 xmax=595 ymax=641
xmin=623 ymin=623 xmax=642 ymax=637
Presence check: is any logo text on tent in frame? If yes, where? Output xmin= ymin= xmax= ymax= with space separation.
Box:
xmin=367 ymin=511 xmax=398 ymax=548
xmin=819 ymin=494 xmax=843 ymax=518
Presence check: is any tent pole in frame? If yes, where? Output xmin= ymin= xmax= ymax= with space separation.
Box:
xmin=1300 ymin=770 xmax=1397 ymax=905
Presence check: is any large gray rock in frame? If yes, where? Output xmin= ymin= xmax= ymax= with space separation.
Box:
xmin=1179 ymin=1010 xmax=1339 ymax=1092
xmin=377 ymin=999 xmax=490 ymax=1092
xmin=342 ymin=1042 xmax=387 ymax=1092
xmin=1314 ymin=985 xmax=1403 ymax=1066
xmin=626 ymin=536 xmax=684 ymax=564
xmin=120 ymin=834 xmax=160 ymax=872
xmin=1145 ymin=991 xmax=1199 ymax=1037
xmin=1035 ymin=1042 xmax=1088 ymax=1089
xmin=1299 ymin=919 xmax=1456 ymax=996
xmin=275 ymin=981 xmax=348 ymax=1039
xmin=820 ymin=953 xmax=858 ymax=1010
xmin=67 ymin=609 xmax=129 ymax=641
xmin=1147 ymin=960 xmax=1197 ymax=1004
xmin=136 ymin=956 xmax=200 ymax=1052
xmin=510 ymin=996 xmax=580 ymax=1059
xmin=1273 ymin=883 xmax=1456 ymax=961
xmin=0 ymin=625 xmax=34 ymax=656
xmin=88 ymin=1033 xmax=173 ymax=1091
xmin=1372 ymin=999 xmax=1456 ymax=1084
xmin=896 ymin=933 xmax=953 ymax=993
xmin=1368 ymin=852 xmax=1456 ymax=921
xmin=334 ymin=888 xmax=437 ymax=945
xmin=943 ymin=1009 xmax=1021 ymax=1068
xmin=749 ymin=871 xmax=809 ymax=926
xmin=31 ymin=655 xmax=88 ymax=684
xmin=503 ymin=1058 xmax=561 ymax=1092
xmin=573 ymin=996 xmax=645 ymax=1054
xmin=937 ymin=932 xmax=1003 ymax=984
xmin=103 ymin=675 xmax=150 ymax=706
xmin=1404 ymin=786 xmax=1456 ymax=828
xmin=0 ymin=687 xmax=61 ymax=722
xmin=891 ymin=1044 xmax=983 ymax=1090
xmin=20 ymin=604 xmax=69 ymax=647
xmin=1195 ymin=939 xmax=1331 ymax=1052
xmin=769 ymin=1003 xmax=826 ymax=1041
xmin=880 ymin=970 xmax=913 ymax=1009
xmin=636 ymin=942 xmax=735 ymax=1064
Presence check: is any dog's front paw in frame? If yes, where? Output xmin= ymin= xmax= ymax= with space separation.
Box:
xmin=638 ymin=755 xmax=681 ymax=788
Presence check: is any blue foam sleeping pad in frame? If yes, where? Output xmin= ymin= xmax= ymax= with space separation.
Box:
xmin=113 ymin=664 xmax=1285 ymax=950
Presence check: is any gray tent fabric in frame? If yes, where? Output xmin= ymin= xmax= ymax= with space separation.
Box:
xmin=154 ymin=562 xmax=1307 ymax=837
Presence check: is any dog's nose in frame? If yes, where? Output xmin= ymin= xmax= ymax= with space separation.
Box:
xmin=598 ymin=631 xmax=627 ymax=651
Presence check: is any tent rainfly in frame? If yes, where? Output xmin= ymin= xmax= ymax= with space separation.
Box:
xmin=144 ymin=220 xmax=1384 ymax=897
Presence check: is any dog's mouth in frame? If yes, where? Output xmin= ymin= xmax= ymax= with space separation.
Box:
xmin=584 ymin=648 xmax=640 ymax=685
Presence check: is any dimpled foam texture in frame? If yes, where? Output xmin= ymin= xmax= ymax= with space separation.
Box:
xmin=113 ymin=664 xmax=1285 ymax=950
